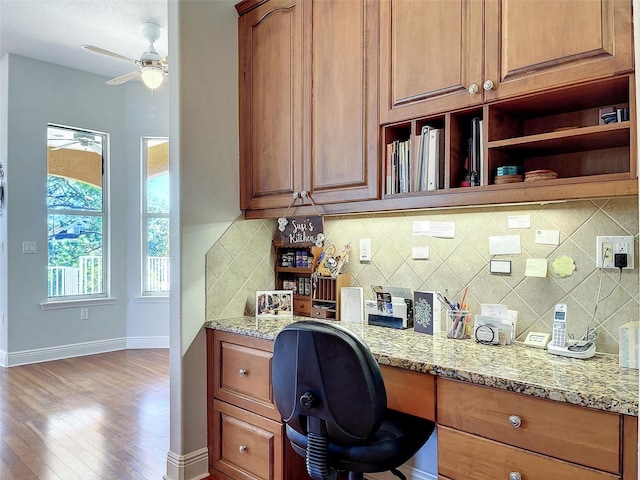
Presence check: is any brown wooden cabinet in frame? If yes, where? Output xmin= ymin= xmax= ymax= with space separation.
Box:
xmin=207 ymin=328 xmax=638 ymax=480
xmin=380 ymin=0 xmax=633 ymax=124
xmin=207 ymin=329 xmax=307 ymax=480
xmin=237 ymin=0 xmax=304 ymax=212
xmin=237 ymin=0 xmax=380 ymax=213
xmin=382 ymin=73 xmax=637 ymax=207
xmin=437 ymin=377 xmax=637 ymax=480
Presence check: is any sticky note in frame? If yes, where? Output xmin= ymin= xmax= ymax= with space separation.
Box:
xmin=525 ymin=258 xmax=548 ymax=277
xmin=552 ymin=256 xmax=576 ymax=277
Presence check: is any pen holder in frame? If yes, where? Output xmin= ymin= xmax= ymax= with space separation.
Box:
xmin=446 ymin=310 xmax=471 ymax=339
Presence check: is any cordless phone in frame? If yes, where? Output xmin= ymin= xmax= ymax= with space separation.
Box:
xmin=547 ymin=303 xmax=596 ymax=359
xmin=550 ymin=303 xmax=567 ymax=347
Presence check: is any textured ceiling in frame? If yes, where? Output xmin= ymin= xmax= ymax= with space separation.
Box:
xmin=0 ymin=0 xmax=168 ymax=82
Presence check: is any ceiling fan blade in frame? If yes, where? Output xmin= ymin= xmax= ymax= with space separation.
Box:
xmin=51 ymin=141 xmax=79 ymax=151
xmin=106 ymin=70 xmax=141 ymax=86
xmin=82 ymin=45 xmax=138 ymax=64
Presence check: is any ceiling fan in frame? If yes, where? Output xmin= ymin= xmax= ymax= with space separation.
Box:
xmin=82 ymin=22 xmax=168 ymax=90
xmin=49 ymin=132 xmax=102 ymax=154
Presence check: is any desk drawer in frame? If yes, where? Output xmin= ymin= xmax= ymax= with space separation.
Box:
xmin=380 ymin=365 xmax=436 ymax=421
xmin=213 ymin=331 xmax=279 ymax=421
xmin=212 ymin=400 xmax=283 ymax=480
xmin=437 ymin=378 xmax=621 ymax=473
xmin=438 ymin=427 xmax=619 ymax=480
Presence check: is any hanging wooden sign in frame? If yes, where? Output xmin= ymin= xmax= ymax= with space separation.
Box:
xmin=279 ymin=216 xmax=324 ymax=246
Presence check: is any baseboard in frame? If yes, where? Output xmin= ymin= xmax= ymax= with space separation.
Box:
xmin=126 ymin=335 xmax=170 ymax=349
xmin=164 ymin=447 xmax=209 ymax=480
xmin=0 ymin=336 xmax=169 ymax=367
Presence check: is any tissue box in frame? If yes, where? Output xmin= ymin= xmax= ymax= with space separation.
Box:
xmin=619 ymin=321 xmax=640 ymax=369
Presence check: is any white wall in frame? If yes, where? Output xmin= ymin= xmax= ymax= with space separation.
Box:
xmin=124 ymin=81 xmax=170 ymax=347
xmin=0 ymin=54 xmax=169 ymax=366
xmin=165 ymin=0 xmax=240 ymax=478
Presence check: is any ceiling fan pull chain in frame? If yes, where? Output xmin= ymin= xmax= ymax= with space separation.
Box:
xmin=150 ymin=89 xmax=156 ymax=118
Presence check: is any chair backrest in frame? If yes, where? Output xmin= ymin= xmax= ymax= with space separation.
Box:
xmin=272 ymin=320 xmax=387 ymax=445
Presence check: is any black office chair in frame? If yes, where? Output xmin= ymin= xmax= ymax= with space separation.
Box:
xmin=272 ymin=320 xmax=435 ymax=480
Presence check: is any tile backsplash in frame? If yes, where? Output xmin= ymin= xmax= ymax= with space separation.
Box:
xmin=206 ymin=197 xmax=639 ymax=354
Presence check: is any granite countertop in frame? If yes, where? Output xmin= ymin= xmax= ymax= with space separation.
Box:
xmin=205 ymin=316 xmax=639 ymax=416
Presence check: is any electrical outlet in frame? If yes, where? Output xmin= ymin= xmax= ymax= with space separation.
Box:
xmin=359 ymin=239 xmax=371 ymax=262
xmin=596 ymin=236 xmax=634 ymax=269
xmin=80 ymin=308 xmax=89 ymax=320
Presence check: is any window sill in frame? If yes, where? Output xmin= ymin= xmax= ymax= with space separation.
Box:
xmin=41 ymin=297 xmax=117 ymax=310
xmin=135 ymin=295 xmax=170 ymax=303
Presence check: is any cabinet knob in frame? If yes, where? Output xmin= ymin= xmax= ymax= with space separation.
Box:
xmin=508 ymin=415 xmax=522 ymax=428
xmin=483 ymin=79 xmax=494 ymax=91
xmin=509 ymin=472 xmax=521 ymax=480
xmin=468 ymin=83 xmax=479 ymax=94
xmin=300 ymin=190 xmax=308 ymax=198
xmin=239 ymin=445 xmax=247 ymax=453
xmin=239 ymin=369 xmax=247 ymax=377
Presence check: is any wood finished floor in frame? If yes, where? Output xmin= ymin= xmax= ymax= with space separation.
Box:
xmin=0 ymin=349 xmax=169 ymax=480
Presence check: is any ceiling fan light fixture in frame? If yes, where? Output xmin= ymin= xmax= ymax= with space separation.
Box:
xmin=141 ymin=66 xmax=163 ymax=89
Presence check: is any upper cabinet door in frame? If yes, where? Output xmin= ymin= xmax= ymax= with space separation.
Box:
xmin=307 ymin=0 xmax=380 ymax=204
xmin=379 ymin=0 xmax=484 ymax=124
xmin=484 ymin=0 xmax=633 ymax=101
xmin=238 ymin=0 xmax=305 ymax=211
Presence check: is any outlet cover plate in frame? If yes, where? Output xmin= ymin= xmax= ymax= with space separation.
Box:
xmin=596 ymin=235 xmax=634 ymax=269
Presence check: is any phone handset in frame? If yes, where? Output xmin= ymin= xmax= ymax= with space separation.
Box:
xmin=550 ymin=303 xmax=567 ymax=347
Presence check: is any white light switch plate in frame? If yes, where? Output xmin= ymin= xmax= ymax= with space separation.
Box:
xmin=22 ymin=241 xmax=36 ymax=254
xmin=412 ymin=246 xmax=429 ymax=259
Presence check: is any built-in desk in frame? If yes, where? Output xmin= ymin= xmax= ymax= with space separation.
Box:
xmin=205 ymin=317 xmax=638 ymax=480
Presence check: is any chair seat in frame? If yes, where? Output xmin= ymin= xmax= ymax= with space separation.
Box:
xmin=285 ymin=408 xmax=435 ymax=474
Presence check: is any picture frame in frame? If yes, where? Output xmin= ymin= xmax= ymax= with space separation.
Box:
xmin=256 ymin=290 xmax=294 ymax=318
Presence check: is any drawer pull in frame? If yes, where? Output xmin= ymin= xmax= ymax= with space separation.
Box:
xmin=509 ymin=472 xmax=521 ymax=480
xmin=239 ymin=445 xmax=247 ymax=453
xmin=508 ymin=415 xmax=522 ymax=428
xmin=468 ymin=83 xmax=479 ymax=94
xmin=238 ymin=369 xmax=248 ymax=377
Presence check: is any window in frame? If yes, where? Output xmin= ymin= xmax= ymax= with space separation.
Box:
xmin=142 ymin=137 xmax=169 ymax=295
xmin=47 ymin=125 xmax=108 ymax=299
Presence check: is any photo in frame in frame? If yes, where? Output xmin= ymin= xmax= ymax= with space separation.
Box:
xmin=256 ymin=290 xmax=294 ymax=318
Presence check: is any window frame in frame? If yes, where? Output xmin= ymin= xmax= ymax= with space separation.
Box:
xmin=141 ymin=136 xmax=170 ymax=296
xmin=46 ymin=124 xmax=111 ymax=302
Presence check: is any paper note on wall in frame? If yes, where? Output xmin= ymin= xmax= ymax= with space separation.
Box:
xmin=413 ymin=221 xmax=455 ymax=238
xmin=525 ymin=258 xmax=548 ymax=277
xmin=508 ymin=215 xmax=530 ymax=229
xmin=489 ymin=235 xmax=521 ymax=255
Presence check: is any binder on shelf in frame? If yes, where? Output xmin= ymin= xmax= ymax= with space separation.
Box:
xmin=427 ymin=128 xmax=443 ymax=191
xmin=470 ymin=117 xmax=481 ymax=187
xmin=418 ymin=125 xmax=432 ymax=191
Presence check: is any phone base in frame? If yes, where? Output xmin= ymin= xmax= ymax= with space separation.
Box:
xmin=547 ymin=340 xmax=596 ymax=359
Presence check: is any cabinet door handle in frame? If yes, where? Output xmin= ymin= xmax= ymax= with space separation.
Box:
xmin=509 ymin=472 xmax=521 ymax=480
xmin=483 ymin=79 xmax=494 ymax=91
xmin=239 ymin=369 xmax=248 ymax=377
xmin=508 ymin=415 xmax=522 ymax=427
xmin=239 ymin=445 xmax=247 ymax=453
xmin=468 ymin=83 xmax=479 ymax=94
